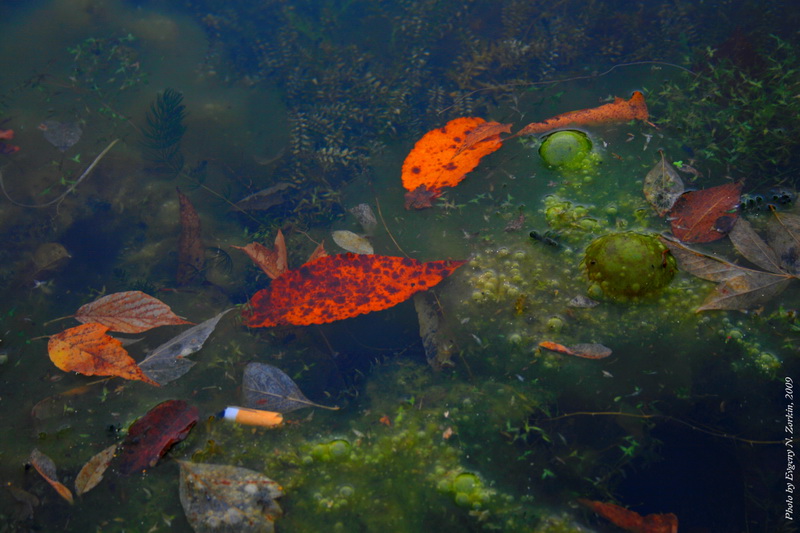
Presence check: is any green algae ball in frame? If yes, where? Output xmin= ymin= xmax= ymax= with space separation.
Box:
xmin=453 ymin=473 xmax=479 ymax=493
xmin=328 ymin=439 xmax=351 ymax=459
xmin=582 ymin=232 xmax=677 ymax=301
xmin=539 ymin=130 xmax=593 ymax=169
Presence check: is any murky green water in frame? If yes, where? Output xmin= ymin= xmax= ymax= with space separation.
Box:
xmin=1 ymin=1 xmax=798 ymax=532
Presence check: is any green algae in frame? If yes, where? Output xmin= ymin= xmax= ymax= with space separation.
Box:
xmin=538 ymin=130 xmax=594 ymax=170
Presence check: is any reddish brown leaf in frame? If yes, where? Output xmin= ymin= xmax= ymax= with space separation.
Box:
xmin=539 ymin=341 xmax=612 ymax=359
xmin=232 ymin=230 xmax=288 ymax=280
xmin=30 ymin=449 xmax=74 ymax=504
xmin=177 ymin=188 xmax=205 ymax=285
xmin=75 ymin=444 xmax=118 ymax=496
xmin=243 ymin=254 xmax=466 ymax=327
xmin=74 ymin=291 xmax=192 ymax=333
xmin=579 ymin=499 xmax=678 ymax=533
xmin=117 ymin=400 xmax=199 ymax=475
xmin=513 ymin=91 xmax=649 ymax=137
xmin=401 ymin=117 xmax=504 ymax=209
xmin=668 ymin=181 xmax=743 ymax=243
xmin=48 ymin=323 xmax=159 ymax=386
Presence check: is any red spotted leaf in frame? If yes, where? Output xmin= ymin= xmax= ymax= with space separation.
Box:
xmin=579 ymin=499 xmax=678 ymax=533
xmin=74 ymin=291 xmax=192 ymax=333
xmin=668 ymin=181 xmax=743 ymax=243
xmin=117 ymin=400 xmax=199 ymax=476
xmin=243 ymin=254 xmax=466 ymax=327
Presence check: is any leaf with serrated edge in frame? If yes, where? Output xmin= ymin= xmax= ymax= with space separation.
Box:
xmin=139 ymin=309 xmax=233 ymax=385
xmin=74 ymin=291 xmax=192 ymax=333
xmin=728 ymin=218 xmax=784 ymax=274
xmin=75 ymin=444 xmax=118 ymax=496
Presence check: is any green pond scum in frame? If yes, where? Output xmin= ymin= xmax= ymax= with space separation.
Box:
xmin=0 ymin=1 xmax=798 ymax=532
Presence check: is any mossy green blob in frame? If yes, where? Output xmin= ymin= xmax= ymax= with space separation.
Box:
xmin=582 ymin=232 xmax=677 ymax=301
xmin=538 ymin=130 xmax=593 ymax=169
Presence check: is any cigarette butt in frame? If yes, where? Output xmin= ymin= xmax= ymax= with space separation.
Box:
xmin=222 ymin=406 xmax=284 ymax=428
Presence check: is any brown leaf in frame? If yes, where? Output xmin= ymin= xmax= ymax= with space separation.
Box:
xmin=539 ymin=341 xmax=612 ymax=359
xmin=659 ymin=236 xmax=745 ymax=282
xmin=30 ymin=449 xmax=74 ymax=504
xmin=413 ymin=292 xmax=455 ymax=370
xmin=728 ymin=218 xmax=784 ymax=274
xmin=75 ymin=444 xmax=118 ymax=496
xmin=767 ymin=211 xmax=800 ymax=275
xmin=74 ymin=291 xmax=192 ymax=333
xmin=177 ymin=188 xmax=205 ymax=285
xmin=233 ymin=229 xmax=288 ymax=280
xmin=643 ymin=151 xmax=684 ymax=217
xmin=697 ymin=271 xmax=791 ymax=312
xmin=48 ymin=323 xmax=160 ymax=386
xmin=579 ymin=498 xmax=678 ymax=533
xmin=668 ymin=181 xmax=743 ymax=243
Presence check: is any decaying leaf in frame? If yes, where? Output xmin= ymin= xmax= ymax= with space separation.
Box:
xmin=766 ymin=211 xmax=800 ymax=275
xmin=660 ymin=222 xmax=797 ymax=312
xmin=513 ymin=91 xmax=649 ymax=138
xmin=233 ymin=183 xmax=292 ymax=211
xmin=30 ymin=449 xmax=74 ymax=504
xmin=401 ymin=117 xmax=505 ymax=209
xmin=413 ymin=292 xmax=455 ymax=370
xmin=349 ymin=203 xmax=377 ymax=235
xmin=668 ymin=181 xmax=743 ymax=243
xmin=7 ymin=484 xmax=39 ymax=522
xmin=117 ymin=400 xmax=199 ymax=475
xmin=331 ymin=230 xmax=373 ymax=254
xmin=539 ymin=341 xmax=612 ymax=359
xmin=75 ymin=443 xmax=118 ymax=496
xmin=178 ymin=461 xmax=283 ymax=533
xmin=40 ymin=120 xmax=82 ymax=152
xmin=243 ymin=254 xmax=466 ymax=327
xmin=74 ymin=290 xmax=192 ymax=333
xmin=139 ymin=309 xmax=233 ymax=385
xmin=643 ymin=151 xmax=684 ymax=217
xmin=243 ymin=362 xmax=338 ymax=412
xmin=233 ymin=230 xmax=288 ymax=280
xmin=177 ymin=188 xmax=205 ymax=285
xmin=48 ymin=323 xmax=159 ymax=386
xmin=455 ymin=120 xmax=512 ymax=155
xmin=578 ymin=498 xmax=678 ymax=533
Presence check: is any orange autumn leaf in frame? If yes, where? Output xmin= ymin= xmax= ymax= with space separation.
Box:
xmin=30 ymin=448 xmax=74 ymax=504
xmin=243 ymin=253 xmax=466 ymax=327
xmin=232 ymin=229 xmax=288 ymax=280
xmin=74 ymin=291 xmax=192 ymax=333
xmin=514 ymin=91 xmax=649 ymax=137
xmin=48 ymin=323 xmax=160 ymax=386
xmin=402 ymin=117 xmax=506 ymax=209
xmin=579 ymin=499 xmax=678 ymax=533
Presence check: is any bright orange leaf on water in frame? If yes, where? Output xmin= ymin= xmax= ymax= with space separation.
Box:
xmin=514 ymin=91 xmax=649 ymax=137
xmin=579 ymin=499 xmax=678 ymax=533
xmin=74 ymin=291 xmax=192 ymax=333
xmin=48 ymin=323 xmax=159 ymax=386
xmin=668 ymin=181 xmax=743 ymax=243
xmin=243 ymin=253 xmax=466 ymax=327
xmin=402 ymin=117 xmax=507 ymax=209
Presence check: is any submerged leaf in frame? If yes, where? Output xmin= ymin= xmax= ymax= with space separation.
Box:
xmin=233 ymin=230 xmax=288 ymax=280
xmin=728 ymin=218 xmax=783 ymax=273
xmin=177 ymin=188 xmax=205 ymax=285
xmin=668 ymin=181 xmax=743 ymax=243
xmin=767 ymin=211 xmax=800 ymax=275
xmin=74 ymin=291 xmax=192 ymax=333
xmin=243 ymin=362 xmax=337 ymax=412
xmin=40 ymin=120 xmax=82 ymax=152
xmin=539 ymin=341 xmax=612 ymax=359
xmin=139 ymin=309 xmax=233 ymax=385
xmin=233 ymin=183 xmax=292 ymax=211
xmin=331 ymin=230 xmax=373 ymax=254
xmin=243 ymin=254 xmax=466 ymax=327
xmin=48 ymin=323 xmax=159 ymax=386
xmin=413 ymin=292 xmax=455 ymax=370
xmin=117 ymin=400 xmax=199 ymax=475
xmin=30 ymin=449 xmax=74 ymax=504
xmin=75 ymin=444 xmax=118 ymax=496
xmin=178 ymin=461 xmax=283 ymax=533
xmin=578 ymin=498 xmax=678 ymax=533
xmin=643 ymin=151 xmax=684 ymax=216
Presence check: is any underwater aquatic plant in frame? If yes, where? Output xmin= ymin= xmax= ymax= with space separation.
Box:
xmin=141 ymin=88 xmax=187 ymax=176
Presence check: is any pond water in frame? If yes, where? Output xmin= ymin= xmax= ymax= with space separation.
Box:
xmin=0 ymin=1 xmax=798 ymax=532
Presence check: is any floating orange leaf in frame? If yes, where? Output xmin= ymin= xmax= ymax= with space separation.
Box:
xmin=74 ymin=291 xmax=192 ymax=333
xmin=514 ymin=91 xmax=649 ymax=137
xmin=668 ymin=181 xmax=743 ymax=243
xmin=579 ymin=499 xmax=678 ymax=533
xmin=401 ymin=117 xmax=506 ymax=209
xmin=232 ymin=229 xmax=288 ymax=280
xmin=30 ymin=448 xmax=74 ymax=504
xmin=539 ymin=341 xmax=612 ymax=359
xmin=48 ymin=323 xmax=160 ymax=386
xmin=243 ymin=253 xmax=466 ymax=327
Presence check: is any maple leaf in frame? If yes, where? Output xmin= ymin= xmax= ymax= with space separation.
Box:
xmin=668 ymin=181 xmax=743 ymax=243
xmin=660 ymin=213 xmax=800 ymax=311
xmin=243 ymin=253 xmax=466 ymax=327
xmin=401 ymin=117 xmax=506 ymax=209
xmin=512 ymin=91 xmax=649 ymax=138
xmin=48 ymin=323 xmax=160 ymax=386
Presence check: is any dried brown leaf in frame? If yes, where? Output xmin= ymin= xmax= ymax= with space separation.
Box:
xmin=75 ymin=444 xmax=118 ymax=496
xmin=697 ymin=271 xmax=791 ymax=311
xmin=74 ymin=291 xmax=192 ymax=333
xmin=30 ymin=449 xmax=74 ymax=504
xmin=728 ymin=218 xmax=784 ymax=274
xmin=643 ymin=151 xmax=684 ymax=216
